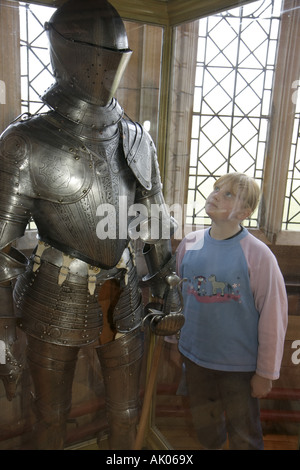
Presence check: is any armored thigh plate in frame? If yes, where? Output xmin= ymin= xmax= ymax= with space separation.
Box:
xmin=96 ymin=327 xmax=144 ymax=449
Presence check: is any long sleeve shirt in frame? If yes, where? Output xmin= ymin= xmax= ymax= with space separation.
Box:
xmin=176 ymin=228 xmax=288 ymax=380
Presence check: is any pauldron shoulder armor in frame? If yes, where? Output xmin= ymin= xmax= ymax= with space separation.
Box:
xmin=120 ymin=119 xmax=154 ymax=191
xmin=1 ymin=116 xmax=94 ymax=204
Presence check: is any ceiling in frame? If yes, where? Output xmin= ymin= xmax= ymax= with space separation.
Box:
xmin=14 ymin=0 xmax=255 ymax=26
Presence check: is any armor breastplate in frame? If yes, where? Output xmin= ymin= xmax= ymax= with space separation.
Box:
xmin=17 ymin=114 xmax=137 ymax=268
xmin=1 ymin=91 xmax=157 ymax=268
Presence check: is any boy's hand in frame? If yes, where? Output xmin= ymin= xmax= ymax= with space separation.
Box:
xmin=250 ymin=373 xmax=272 ymax=398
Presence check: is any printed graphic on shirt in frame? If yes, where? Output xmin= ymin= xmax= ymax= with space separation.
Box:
xmin=187 ymin=274 xmax=241 ymax=304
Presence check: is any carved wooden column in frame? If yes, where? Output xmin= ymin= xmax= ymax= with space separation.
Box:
xmin=0 ymin=0 xmax=21 ymax=134
xmin=260 ymin=0 xmax=300 ymax=242
xmin=164 ymin=21 xmax=198 ymax=214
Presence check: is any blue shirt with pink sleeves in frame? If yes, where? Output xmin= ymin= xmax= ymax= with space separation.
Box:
xmin=177 ymin=227 xmax=288 ymax=379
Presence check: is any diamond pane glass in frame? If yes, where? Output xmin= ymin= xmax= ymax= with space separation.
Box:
xmin=19 ymin=2 xmax=55 ymax=115
xmin=188 ymin=0 xmax=284 ymax=227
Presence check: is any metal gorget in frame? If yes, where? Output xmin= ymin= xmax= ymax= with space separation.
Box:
xmin=42 ymin=84 xmax=124 ymax=132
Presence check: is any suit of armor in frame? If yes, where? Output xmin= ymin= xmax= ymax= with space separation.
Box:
xmin=0 ymin=0 xmax=183 ymax=449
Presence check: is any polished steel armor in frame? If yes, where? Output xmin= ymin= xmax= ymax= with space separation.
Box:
xmin=45 ymin=0 xmax=132 ymax=106
xmin=0 ymin=0 xmax=183 ymax=450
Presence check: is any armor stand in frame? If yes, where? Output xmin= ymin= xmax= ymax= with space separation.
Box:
xmin=134 ymin=274 xmax=185 ymax=450
xmin=134 ymin=332 xmax=172 ymax=450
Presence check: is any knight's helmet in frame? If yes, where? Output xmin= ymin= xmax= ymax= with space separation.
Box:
xmin=45 ymin=0 xmax=132 ymax=106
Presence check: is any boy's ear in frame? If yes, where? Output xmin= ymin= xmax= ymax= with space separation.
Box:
xmin=238 ymin=207 xmax=252 ymax=221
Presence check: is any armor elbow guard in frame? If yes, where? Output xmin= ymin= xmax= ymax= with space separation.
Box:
xmin=138 ymin=201 xmax=177 ymax=298
xmin=0 ymin=247 xmax=28 ymax=284
xmin=142 ymin=245 xmax=175 ymax=298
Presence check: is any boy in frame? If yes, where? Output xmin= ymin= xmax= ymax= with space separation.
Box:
xmin=176 ymin=173 xmax=288 ymax=450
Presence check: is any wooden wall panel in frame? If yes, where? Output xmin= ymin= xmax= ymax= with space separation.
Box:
xmin=0 ymin=0 xmax=21 ymax=133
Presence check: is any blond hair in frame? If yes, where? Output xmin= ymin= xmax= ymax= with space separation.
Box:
xmin=214 ymin=173 xmax=260 ymax=214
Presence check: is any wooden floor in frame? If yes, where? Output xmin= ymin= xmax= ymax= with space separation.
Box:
xmin=153 ymin=414 xmax=300 ymax=450
xmin=68 ymin=424 xmax=299 ymax=451
xmin=156 ymin=426 xmax=299 ymax=450
xmin=68 ymin=434 xmax=299 ymax=451
xmin=263 ymin=434 xmax=299 ymax=450
xmin=65 ymin=381 xmax=300 ymax=451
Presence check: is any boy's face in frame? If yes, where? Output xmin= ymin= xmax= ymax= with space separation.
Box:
xmin=205 ymin=182 xmax=250 ymax=222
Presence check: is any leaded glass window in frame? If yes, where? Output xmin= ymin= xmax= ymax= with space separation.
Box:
xmin=18 ymin=0 xmax=300 ymax=238
xmin=19 ymin=2 xmax=55 ymax=115
xmin=187 ymin=0 xmax=284 ymax=228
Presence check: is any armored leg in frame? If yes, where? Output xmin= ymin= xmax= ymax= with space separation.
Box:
xmin=96 ymin=327 xmax=144 ymax=450
xmin=26 ymin=336 xmax=79 ymax=450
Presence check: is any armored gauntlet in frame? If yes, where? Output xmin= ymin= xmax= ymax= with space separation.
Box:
xmin=142 ymin=244 xmax=184 ymax=336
